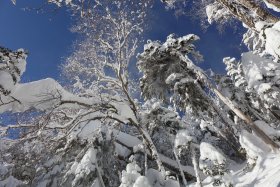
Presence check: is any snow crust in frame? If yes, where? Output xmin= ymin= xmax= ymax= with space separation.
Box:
xmin=0 ymin=77 xmax=101 ymax=115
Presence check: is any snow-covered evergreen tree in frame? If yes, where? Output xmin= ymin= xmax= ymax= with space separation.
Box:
xmin=2 ymin=0 xmax=280 ymax=186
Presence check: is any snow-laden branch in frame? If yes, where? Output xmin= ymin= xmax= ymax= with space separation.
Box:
xmin=138 ymin=34 xmax=279 ymax=151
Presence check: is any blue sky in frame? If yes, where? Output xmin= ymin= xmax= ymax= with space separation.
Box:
xmin=0 ymin=0 xmax=247 ymax=136
xmin=0 ymin=0 xmax=75 ymax=82
xmin=0 ymin=0 xmax=245 ymax=83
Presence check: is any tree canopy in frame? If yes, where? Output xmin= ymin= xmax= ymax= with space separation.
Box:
xmin=1 ymin=0 xmax=280 ymax=186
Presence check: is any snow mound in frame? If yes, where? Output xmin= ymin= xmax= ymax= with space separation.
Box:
xmin=199 ymin=142 xmax=226 ymax=166
xmin=239 ymin=130 xmax=270 ymax=160
xmin=264 ymin=21 xmax=280 ymax=61
xmin=231 ymin=153 xmax=280 ymax=187
xmin=241 ymin=52 xmax=280 ymax=106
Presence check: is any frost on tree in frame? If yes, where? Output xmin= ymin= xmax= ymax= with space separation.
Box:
xmin=0 ymin=47 xmax=26 ymax=98
xmin=3 ymin=0 xmax=280 ymax=186
xmin=0 ymin=47 xmax=81 ymax=114
xmin=138 ymin=33 xmax=280 ymax=186
xmin=137 ymin=34 xmax=247 ymax=186
xmin=1 ymin=1 xmax=194 ymax=187
xmin=162 ymin=0 xmax=280 ymax=61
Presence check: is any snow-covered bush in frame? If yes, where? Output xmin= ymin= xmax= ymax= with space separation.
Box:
xmin=120 ymin=161 xmax=148 ymax=187
xmin=199 ymin=142 xmax=231 ymax=186
xmin=119 ymin=160 xmax=181 ymax=187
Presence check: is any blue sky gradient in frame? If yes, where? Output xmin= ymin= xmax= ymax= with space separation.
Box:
xmin=0 ymin=0 xmax=246 ymax=83
xmin=0 ymin=0 xmax=75 ymax=82
xmin=0 ymin=0 xmax=248 ymax=136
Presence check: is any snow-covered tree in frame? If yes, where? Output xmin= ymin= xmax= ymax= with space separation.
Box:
xmin=162 ymin=0 xmax=280 ymax=61
xmin=221 ymin=54 xmax=280 ymax=124
xmin=3 ymin=0 xmax=280 ymax=186
xmin=1 ymin=1 xmax=199 ymax=186
xmin=137 ymin=34 xmax=239 ymax=185
xmin=137 ymin=33 xmax=280 ymax=185
xmin=137 ymin=33 xmax=243 ymax=150
xmin=0 ymin=47 xmax=27 ymax=104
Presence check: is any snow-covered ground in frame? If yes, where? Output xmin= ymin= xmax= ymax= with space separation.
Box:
xmin=231 ymin=152 xmax=280 ymax=187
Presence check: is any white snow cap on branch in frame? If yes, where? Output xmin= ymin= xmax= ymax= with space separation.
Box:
xmin=264 ymin=0 xmax=280 ymax=12
xmin=264 ymin=21 xmax=280 ymax=61
xmin=206 ymin=2 xmax=231 ymax=24
xmin=0 ymin=47 xmax=27 ymax=96
xmin=241 ymin=52 xmax=280 ymax=106
xmin=244 ymin=21 xmax=280 ymax=61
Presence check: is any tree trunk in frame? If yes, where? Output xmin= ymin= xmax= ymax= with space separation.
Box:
xmin=133 ymin=123 xmax=166 ymax=175
xmin=237 ymin=0 xmax=279 ymax=23
xmin=195 ymin=83 xmax=242 ymax=155
xmin=96 ymin=157 xmax=106 ymax=187
xmin=191 ymin=146 xmax=202 ymax=187
xmin=212 ymin=87 xmax=280 ymax=151
xmin=178 ymin=52 xmax=280 ymax=152
xmin=265 ymin=0 xmax=280 ymax=10
xmin=174 ymin=149 xmax=188 ymax=186
xmin=217 ymin=0 xmax=255 ymax=28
